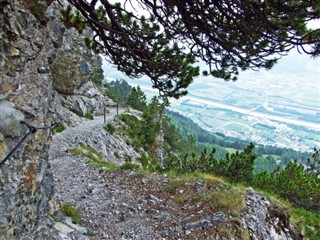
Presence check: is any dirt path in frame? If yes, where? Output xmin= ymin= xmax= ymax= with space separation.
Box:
xmin=48 ymin=107 xmax=299 ymax=240
xmin=48 ymin=108 xmax=229 ymax=240
xmin=48 ymin=108 xmax=163 ymax=239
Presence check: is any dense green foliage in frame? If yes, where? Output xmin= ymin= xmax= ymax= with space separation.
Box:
xmin=254 ymin=151 xmax=320 ymax=212
xmin=120 ymin=96 xmax=162 ymax=153
xmin=104 ymin=79 xmax=132 ymax=103
xmin=92 ymin=68 xmax=104 ymax=86
xmin=126 ymin=86 xmax=147 ymax=111
xmin=163 ymin=143 xmax=256 ymax=185
xmin=60 ymin=5 xmax=86 ymax=33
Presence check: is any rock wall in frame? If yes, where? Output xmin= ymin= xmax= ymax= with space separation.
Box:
xmin=0 ymin=0 xmax=108 ymax=238
xmin=49 ymin=24 xmax=109 ymax=126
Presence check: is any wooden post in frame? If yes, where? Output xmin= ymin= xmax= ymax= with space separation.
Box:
xmin=116 ymin=103 xmax=119 ymax=116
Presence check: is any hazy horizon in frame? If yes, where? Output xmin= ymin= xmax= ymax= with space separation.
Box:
xmin=102 ymin=49 xmax=319 ymax=152
xmin=102 ymin=49 xmax=320 ymax=104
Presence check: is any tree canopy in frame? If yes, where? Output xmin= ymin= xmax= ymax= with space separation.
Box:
xmin=126 ymin=86 xmax=147 ymax=111
xmin=62 ymin=0 xmax=320 ymax=98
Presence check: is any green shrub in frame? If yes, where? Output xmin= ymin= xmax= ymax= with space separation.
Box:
xmin=137 ymin=153 xmax=160 ymax=172
xmin=61 ymin=203 xmax=81 ymax=224
xmin=253 ymin=160 xmax=320 ymax=213
xmin=30 ymin=2 xmax=47 ymax=23
xmin=92 ymin=68 xmax=104 ymax=86
xmin=84 ymin=112 xmax=94 ymax=120
xmin=53 ymin=122 xmax=65 ymax=134
xmin=164 ymin=144 xmax=256 ymax=185
xmin=103 ymin=79 xmax=132 ymax=102
xmin=105 ymin=123 xmax=116 ymax=134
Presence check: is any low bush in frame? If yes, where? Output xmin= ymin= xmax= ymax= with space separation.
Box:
xmin=53 ymin=122 xmax=65 ymax=134
xmin=105 ymin=123 xmax=116 ymax=134
xmin=84 ymin=112 xmax=94 ymax=120
xmin=61 ymin=203 xmax=81 ymax=224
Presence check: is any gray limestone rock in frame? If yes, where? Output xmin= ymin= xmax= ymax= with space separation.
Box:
xmin=47 ymin=19 xmax=65 ymax=48
xmin=0 ymin=0 xmax=105 ymax=239
xmin=0 ymin=100 xmax=25 ymax=138
xmin=242 ymin=189 xmax=297 ymax=240
xmin=63 ymin=96 xmax=87 ymax=117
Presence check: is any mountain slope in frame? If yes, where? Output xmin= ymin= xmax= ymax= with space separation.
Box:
xmin=49 ymin=110 xmax=299 ymax=240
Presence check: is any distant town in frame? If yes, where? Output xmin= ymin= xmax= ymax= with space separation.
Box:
xmin=169 ymin=63 xmax=320 ymax=153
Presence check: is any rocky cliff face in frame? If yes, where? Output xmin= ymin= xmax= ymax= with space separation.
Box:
xmin=0 ymin=0 xmax=108 ymax=239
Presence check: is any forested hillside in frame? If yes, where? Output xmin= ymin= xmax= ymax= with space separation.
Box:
xmin=166 ymin=110 xmax=311 ymax=173
xmin=102 ymin=79 xmax=320 ymax=238
xmin=104 ymin=79 xmax=312 ymax=172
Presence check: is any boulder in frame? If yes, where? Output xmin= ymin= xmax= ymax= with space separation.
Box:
xmin=50 ymin=53 xmax=90 ymax=95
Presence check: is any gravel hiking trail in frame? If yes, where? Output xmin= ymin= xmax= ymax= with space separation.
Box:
xmin=49 ymin=108 xmax=255 ymax=240
xmin=49 ymin=108 xmax=163 ymax=239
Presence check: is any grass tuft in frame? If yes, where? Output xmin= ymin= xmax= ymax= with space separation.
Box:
xmin=60 ymin=203 xmax=81 ymax=224
xmin=209 ymin=187 xmax=245 ymax=213
xmin=30 ymin=2 xmax=47 ymax=23
xmin=289 ymin=206 xmax=320 ymax=239
xmin=192 ymin=192 xmax=209 ymax=203
xmin=165 ymin=179 xmax=186 ymax=193
xmin=84 ymin=112 xmax=94 ymax=120
xmin=70 ymin=142 xmax=119 ymax=173
xmin=120 ymin=162 xmax=140 ymax=171
xmin=53 ymin=122 xmax=65 ymax=134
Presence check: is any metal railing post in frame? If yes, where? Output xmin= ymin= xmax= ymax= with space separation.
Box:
xmin=0 ymin=121 xmax=57 ymax=169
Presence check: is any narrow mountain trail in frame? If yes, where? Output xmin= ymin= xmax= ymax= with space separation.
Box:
xmin=48 ymin=108 xmax=165 ymax=239
xmin=48 ymin=107 xmax=232 ymax=240
xmin=48 ymin=107 xmax=293 ymax=240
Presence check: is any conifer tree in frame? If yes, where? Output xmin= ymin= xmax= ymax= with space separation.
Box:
xmin=62 ymin=0 xmax=320 ymax=98
xmin=126 ymin=86 xmax=147 ymax=111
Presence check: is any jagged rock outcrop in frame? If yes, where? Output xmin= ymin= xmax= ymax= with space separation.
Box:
xmin=0 ymin=0 xmax=109 ymax=239
xmin=242 ymin=189 xmax=299 ymax=240
xmin=48 ymin=11 xmax=109 ymax=125
xmin=48 ymin=24 xmax=109 ymax=122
